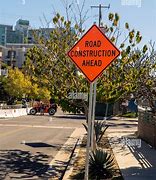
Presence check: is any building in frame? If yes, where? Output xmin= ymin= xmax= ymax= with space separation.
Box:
xmin=0 ymin=45 xmax=8 ymax=76
xmin=7 ymin=30 xmax=23 ymax=44
xmin=28 ymin=28 xmax=54 ymax=44
xmin=0 ymin=24 xmax=24 ymax=45
xmin=0 ymin=46 xmax=2 ymax=61
xmin=0 ymin=19 xmax=31 ymax=68
xmin=0 ymin=19 xmax=30 ymax=46
xmin=15 ymin=19 xmax=29 ymax=39
xmin=0 ymin=24 xmax=13 ymax=46
xmin=0 ymin=19 xmax=55 ymax=68
xmin=1 ymin=43 xmax=34 ymax=68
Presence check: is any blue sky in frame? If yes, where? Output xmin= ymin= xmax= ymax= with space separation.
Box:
xmin=0 ymin=0 xmax=156 ymax=46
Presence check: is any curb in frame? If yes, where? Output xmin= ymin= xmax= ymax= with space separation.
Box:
xmin=48 ymin=128 xmax=85 ymax=180
xmin=62 ymin=134 xmax=85 ymax=180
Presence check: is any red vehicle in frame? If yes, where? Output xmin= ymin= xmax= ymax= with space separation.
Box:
xmin=29 ymin=101 xmax=57 ymax=115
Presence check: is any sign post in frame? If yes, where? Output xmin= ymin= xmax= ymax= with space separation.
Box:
xmin=91 ymin=79 xmax=96 ymax=150
xmin=84 ymin=82 xmax=93 ymax=179
xmin=67 ymin=24 xmax=120 ymax=180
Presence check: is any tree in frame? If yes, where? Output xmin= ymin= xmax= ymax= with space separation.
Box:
xmin=2 ymin=68 xmax=51 ymax=101
xmin=96 ymin=13 xmax=156 ymax=111
xmin=25 ymin=13 xmax=89 ymax=115
xmin=3 ymin=68 xmax=32 ymax=99
xmin=24 ymin=11 xmax=156 ymax=115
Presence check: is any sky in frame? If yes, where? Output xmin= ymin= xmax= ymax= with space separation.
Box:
xmin=0 ymin=0 xmax=156 ymax=47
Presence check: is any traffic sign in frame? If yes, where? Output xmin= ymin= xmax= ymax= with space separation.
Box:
xmin=67 ymin=24 xmax=120 ymax=82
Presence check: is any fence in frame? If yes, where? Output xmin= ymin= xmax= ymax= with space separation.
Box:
xmin=138 ymin=111 xmax=156 ymax=148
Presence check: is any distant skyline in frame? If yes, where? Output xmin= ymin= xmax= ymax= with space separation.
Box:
xmin=0 ymin=0 xmax=156 ymax=46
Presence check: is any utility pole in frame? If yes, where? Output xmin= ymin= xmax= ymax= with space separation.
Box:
xmin=91 ymin=4 xmax=110 ymax=27
xmin=84 ymin=3 xmax=110 ymax=180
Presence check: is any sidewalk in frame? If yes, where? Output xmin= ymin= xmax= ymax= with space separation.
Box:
xmin=107 ymin=117 xmax=156 ymax=180
xmin=48 ymin=128 xmax=86 ymax=180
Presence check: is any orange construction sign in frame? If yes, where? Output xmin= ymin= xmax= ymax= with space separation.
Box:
xmin=67 ymin=24 xmax=120 ymax=82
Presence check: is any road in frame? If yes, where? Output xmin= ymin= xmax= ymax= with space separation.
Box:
xmin=0 ymin=107 xmax=139 ymax=179
xmin=0 ymin=108 xmax=86 ymax=179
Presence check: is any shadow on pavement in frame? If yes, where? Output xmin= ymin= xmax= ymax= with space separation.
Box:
xmin=107 ymin=122 xmax=137 ymax=128
xmin=55 ymin=114 xmax=86 ymax=120
xmin=122 ymin=140 xmax=156 ymax=179
xmin=25 ymin=142 xmax=55 ymax=148
xmin=55 ymin=114 xmax=112 ymax=120
xmin=0 ymin=149 xmax=51 ymax=179
xmin=48 ymin=160 xmax=69 ymax=179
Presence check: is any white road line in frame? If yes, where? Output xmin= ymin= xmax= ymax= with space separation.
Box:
xmin=0 ymin=124 xmax=75 ymax=129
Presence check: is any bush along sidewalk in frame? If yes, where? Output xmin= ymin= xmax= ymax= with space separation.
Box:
xmin=70 ymin=121 xmax=123 ymax=179
xmin=89 ymin=149 xmax=116 ymax=179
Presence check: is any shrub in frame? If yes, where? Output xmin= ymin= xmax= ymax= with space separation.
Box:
xmin=83 ymin=121 xmax=109 ymax=143
xmin=89 ymin=149 xmax=115 ymax=179
xmin=94 ymin=121 xmax=109 ymax=143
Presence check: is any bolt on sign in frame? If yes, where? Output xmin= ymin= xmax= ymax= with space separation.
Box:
xmin=67 ymin=24 xmax=120 ymax=82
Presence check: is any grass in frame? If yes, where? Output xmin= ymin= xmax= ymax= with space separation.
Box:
xmin=117 ymin=112 xmax=138 ymax=118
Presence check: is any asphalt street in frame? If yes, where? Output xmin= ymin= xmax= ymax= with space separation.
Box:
xmin=0 ymin=108 xmax=86 ymax=179
xmin=0 ymin=107 xmax=138 ymax=179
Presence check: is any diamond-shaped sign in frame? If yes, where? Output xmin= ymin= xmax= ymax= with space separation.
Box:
xmin=67 ymin=24 xmax=120 ymax=82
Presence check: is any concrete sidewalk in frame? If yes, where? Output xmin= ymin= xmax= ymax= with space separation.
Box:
xmin=107 ymin=117 xmax=156 ymax=180
xmin=48 ymin=128 xmax=86 ymax=180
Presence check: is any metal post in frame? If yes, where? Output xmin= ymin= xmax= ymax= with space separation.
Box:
xmin=91 ymin=80 xmax=97 ymax=150
xmin=84 ymin=82 xmax=93 ymax=180
xmin=90 ymin=2 xmax=110 ymax=138
xmin=91 ymin=3 xmax=110 ymax=28
xmin=99 ymin=4 xmax=102 ymax=27
xmin=85 ymin=3 xmax=110 ymax=179
xmin=104 ymin=102 xmax=109 ymax=123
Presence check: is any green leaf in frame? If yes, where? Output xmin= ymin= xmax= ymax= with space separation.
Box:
xmin=143 ymin=45 xmax=148 ymax=53
xmin=110 ymin=27 xmax=113 ymax=32
xmin=108 ymin=13 xmax=114 ymax=21
xmin=115 ymin=13 xmax=120 ymax=21
xmin=120 ymin=43 xmax=125 ymax=48
xmin=111 ymin=36 xmax=115 ymax=42
xmin=126 ymin=46 xmax=131 ymax=54
xmin=125 ymin=22 xmax=129 ymax=30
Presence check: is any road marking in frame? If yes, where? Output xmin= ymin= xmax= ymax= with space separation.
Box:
xmin=0 ymin=124 xmax=75 ymax=129
xmin=48 ymin=128 xmax=86 ymax=180
xmin=0 ymin=127 xmax=27 ymax=138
